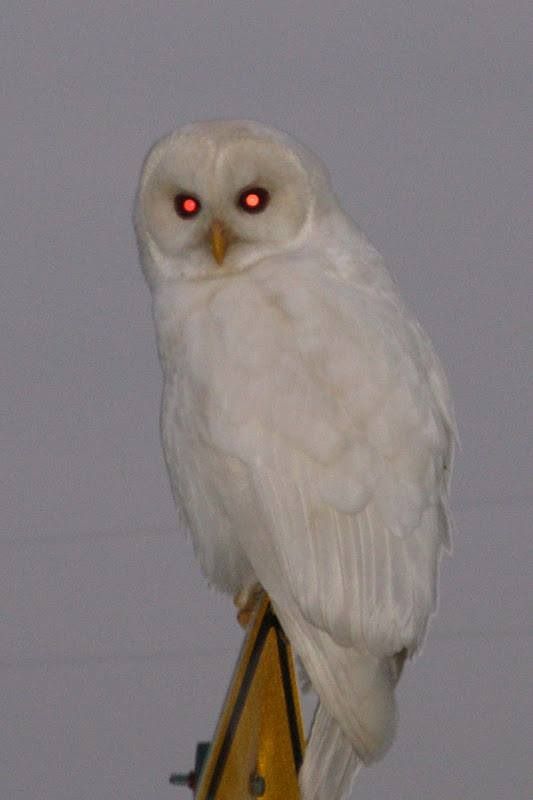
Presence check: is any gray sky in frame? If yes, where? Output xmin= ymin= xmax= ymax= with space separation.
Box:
xmin=1 ymin=2 xmax=530 ymax=798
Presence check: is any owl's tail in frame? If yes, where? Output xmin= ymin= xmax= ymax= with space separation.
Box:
xmin=299 ymin=702 xmax=361 ymax=800
xmin=274 ymin=602 xmax=398 ymax=800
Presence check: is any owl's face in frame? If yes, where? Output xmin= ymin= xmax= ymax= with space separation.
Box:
xmin=134 ymin=120 xmax=335 ymax=284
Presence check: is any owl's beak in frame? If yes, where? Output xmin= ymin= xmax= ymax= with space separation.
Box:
xmin=210 ymin=220 xmax=228 ymax=266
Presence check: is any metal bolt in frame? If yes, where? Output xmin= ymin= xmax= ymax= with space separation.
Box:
xmin=169 ymin=771 xmax=196 ymax=789
xmin=249 ymin=772 xmax=266 ymax=797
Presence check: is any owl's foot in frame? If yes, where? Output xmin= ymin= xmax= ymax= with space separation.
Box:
xmin=233 ymin=583 xmax=264 ymax=628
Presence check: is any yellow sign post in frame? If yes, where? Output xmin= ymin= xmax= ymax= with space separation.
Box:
xmin=192 ymin=596 xmax=305 ymax=799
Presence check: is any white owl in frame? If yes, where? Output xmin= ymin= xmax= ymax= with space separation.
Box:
xmin=134 ymin=120 xmax=455 ymax=800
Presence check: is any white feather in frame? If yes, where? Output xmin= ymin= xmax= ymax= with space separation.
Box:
xmin=300 ymin=703 xmax=361 ymax=800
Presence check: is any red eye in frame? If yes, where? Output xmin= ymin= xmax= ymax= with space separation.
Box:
xmin=237 ymin=187 xmax=270 ymax=213
xmin=174 ymin=193 xmax=201 ymax=218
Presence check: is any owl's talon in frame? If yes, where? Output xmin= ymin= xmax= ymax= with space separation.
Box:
xmin=234 ymin=584 xmax=264 ymax=628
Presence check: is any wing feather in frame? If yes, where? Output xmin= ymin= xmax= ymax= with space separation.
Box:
xmin=188 ymin=254 xmax=454 ymax=656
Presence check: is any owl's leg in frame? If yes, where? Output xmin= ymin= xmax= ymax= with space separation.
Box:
xmin=233 ymin=582 xmax=264 ymax=627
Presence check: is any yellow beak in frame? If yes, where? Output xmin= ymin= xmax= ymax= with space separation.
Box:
xmin=210 ymin=220 xmax=228 ymax=266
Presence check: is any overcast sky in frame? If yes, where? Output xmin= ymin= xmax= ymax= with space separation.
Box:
xmin=1 ymin=2 xmax=531 ymax=799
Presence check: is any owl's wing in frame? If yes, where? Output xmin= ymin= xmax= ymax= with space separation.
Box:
xmin=205 ymin=260 xmax=455 ymax=657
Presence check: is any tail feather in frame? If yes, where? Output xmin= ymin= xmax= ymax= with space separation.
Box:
xmin=272 ymin=600 xmax=399 ymax=799
xmin=300 ymin=703 xmax=361 ymax=800
xmin=287 ymin=612 xmax=397 ymax=761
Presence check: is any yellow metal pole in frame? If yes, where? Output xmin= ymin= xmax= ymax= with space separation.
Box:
xmin=194 ymin=596 xmax=305 ymax=799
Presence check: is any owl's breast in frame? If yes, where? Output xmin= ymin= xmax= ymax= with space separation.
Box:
xmin=158 ymin=281 xmax=260 ymax=593
xmin=162 ymin=386 xmax=258 ymax=593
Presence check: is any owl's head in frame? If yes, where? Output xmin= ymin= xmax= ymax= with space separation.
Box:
xmin=134 ymin=120 xmax=337 ymax=284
